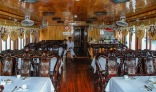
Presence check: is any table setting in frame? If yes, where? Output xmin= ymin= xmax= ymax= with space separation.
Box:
xmin=0 ymin=75 xmax=54 ymax=92
xmin=105 ymin=75 xmax=156 ymax=92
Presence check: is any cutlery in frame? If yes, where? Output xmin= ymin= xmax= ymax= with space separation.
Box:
xmin=144 ymin=85 xmax=149 ymax=91
xmin=144 ymin=85 xmax=152 ymax=91
xmin=16 ymin=87 xmax=21 ymax=90
xmin=11 ymin=86 xmax=17 ymax=92
xmin=147 ymin=86 xmax=153 ymax=90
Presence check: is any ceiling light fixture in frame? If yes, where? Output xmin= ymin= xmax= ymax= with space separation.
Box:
xmin=21 ymin=15 xmax=34 ymax=26
xmin=116 ymin=16 xmax=128 ymax=27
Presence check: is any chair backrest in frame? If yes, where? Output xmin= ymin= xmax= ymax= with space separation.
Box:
xmin=54 ymin=56 xmax=61 ymax=73
xmin=93 ymin=46 xmax=99 ymax=57
xmin=21 ymin=58 xmax=31 ymax=76
xmin=2 ymin=56 xmax=13 ymax=76
xmin=40 ymin=58 xmax=50 ymax=77
xmin=124 ymin=57 xmax=138 ymax=75
xmin=96 ymin=55 xmax=107 ymax=72
xmin=52 ymin=56 xmax=62 ymax=82
xmin=32 ymin=57 xmax=40 ymax=76
xmin=52 ymin=45 xmax=59 ymax=54
xmin=144 ymin=57 xmax=155 ymax=75
xmin=58 ymin=47 xmax=64 ymax=57
xmin=107 ymin=56 xmax=118 ymax=77
xmin=95 ymin=55 xmax=108 ymax=79
xmin=50 ymin=56 xmax=58 ymax=74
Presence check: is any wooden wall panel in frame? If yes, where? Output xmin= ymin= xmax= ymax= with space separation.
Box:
xmin=40 ymin=26 xmax=72 ymax=40
xmin=88 ymin=28 xmax=100 ymax=42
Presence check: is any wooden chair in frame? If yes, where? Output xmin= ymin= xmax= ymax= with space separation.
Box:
xmin=52 ymin=56 xmax=62 ymax=88
xmin=2 ymin=56 xmax=13 ymax=76
xmin=52 ymin=45 xmax=59 ymax=54
xmin=20 ymin=58 xmax=31 ymax=76
xmin=49 ymin=55 xmax=59 ymax=76
xmin=40 ymin=58 xmax=50 ymax=77
xmin=93 ymin=46 xmax=99 ymax=57
xmin=107 ymin=56 xmax=119 ymax=78
xmin=95 ymin=55 xmax=108 ymax=92
xmin=144 ymin=57 xmax=155 ymax=76
xmin=124 ymin=57 xmax=138 ymax=76
xmin=31 ymin=56 xmax=40 ymax=76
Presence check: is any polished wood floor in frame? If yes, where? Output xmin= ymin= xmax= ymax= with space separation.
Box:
xmin=58 ymin=58 xmax=95 ymax=92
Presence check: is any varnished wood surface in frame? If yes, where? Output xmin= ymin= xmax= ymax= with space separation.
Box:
xmin=58 ymin=58 xmax=95 ymax=92
xmin=0 ymin=0 xmax=156 ymax=24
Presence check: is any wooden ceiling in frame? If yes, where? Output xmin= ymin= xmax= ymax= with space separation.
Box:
xmin=0 ymin=0 xmax=156 ymax=26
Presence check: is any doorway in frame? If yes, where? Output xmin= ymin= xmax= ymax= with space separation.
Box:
xmin=73 ymin=26 xmax=88 ymax=56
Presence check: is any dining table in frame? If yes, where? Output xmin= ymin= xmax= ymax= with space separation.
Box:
xmin=0 ymin=76 xmax=55 ymax=92
xmin=105 ymin=76 xmax=156 ymax=92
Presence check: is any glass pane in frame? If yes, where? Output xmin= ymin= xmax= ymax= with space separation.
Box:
xmin=7 ymin=36 xmax=10 ymax=50
xmin=151 ymin=40 xmax=156 ymax=50
xmin=11 ymin=41 xmax=14 ymax=50
xmin=24 ymin=34 xmax=26 ymax=46
xmin=126 ymin=33 xmax=129 ymax=48
xmin=18 ymin=38 xmax=21 ymax=50
xmin=30 ymin=36 xmax=32 ymax=43
xmin=147 ymin=37 xmax=150 ymax=49
xmin=21 ymin=38 xmax=24 ymax=49
xmin=2 ymin=40 xmax=6 ymax=51
xmin=131 ymin=27 xmax=136 ymax=50
xmin=141 ymin=29 xmax=146 ymax=50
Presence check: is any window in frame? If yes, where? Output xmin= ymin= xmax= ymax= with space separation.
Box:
xmin=11 ymin=40 xmax=14 ymax=50
xmin=7 ymin=36 xmax=11 ymax=50
xmin=151 ymin=40 xmax=156 ymax=50
xmin=21 ymin=38 xmax=24 ymax=49
xmin=18 ymin=38 xmax=21 ymax=50
xmin=131 ymin=27 xmax=136 ymax=50
xmin=30 ymin=36 xmax=33 ymax=43
xmin=126 ymin=32 xmax=129 ymax=48
xmin=2 ymin=40 xmax=6 ymax=51
xmin=100 ymin=29 xmax=104 ymax=35
xmin=141 ymin=29 xmax=146 ymax=50
xmin=147 ymin=37 xmax=150 ymax=49
xmin=24 ymin=34 xmax=26 ymax=46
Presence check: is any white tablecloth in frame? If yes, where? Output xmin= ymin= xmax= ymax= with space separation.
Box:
xmin=105 ymin=76 xmax=156 ymax=92
xmin=0 ymin=76 xmax=55 ymax=92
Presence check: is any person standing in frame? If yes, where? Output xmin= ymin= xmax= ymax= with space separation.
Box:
xmin=66 ymin=37 xmax=76 ymax=60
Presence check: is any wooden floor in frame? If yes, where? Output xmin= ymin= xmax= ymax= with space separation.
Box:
xmin=58 ymin=58 xmax=95 ymax=92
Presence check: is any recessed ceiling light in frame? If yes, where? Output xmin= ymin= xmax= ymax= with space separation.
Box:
xmin=74 ymin=15 xmax=78 ymax=18
xmin=75 ymin=0 xmax=80 ymax=1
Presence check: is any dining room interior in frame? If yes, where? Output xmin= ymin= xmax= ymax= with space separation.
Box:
xmin=0 ymin=0 xmax=156 ymax=92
